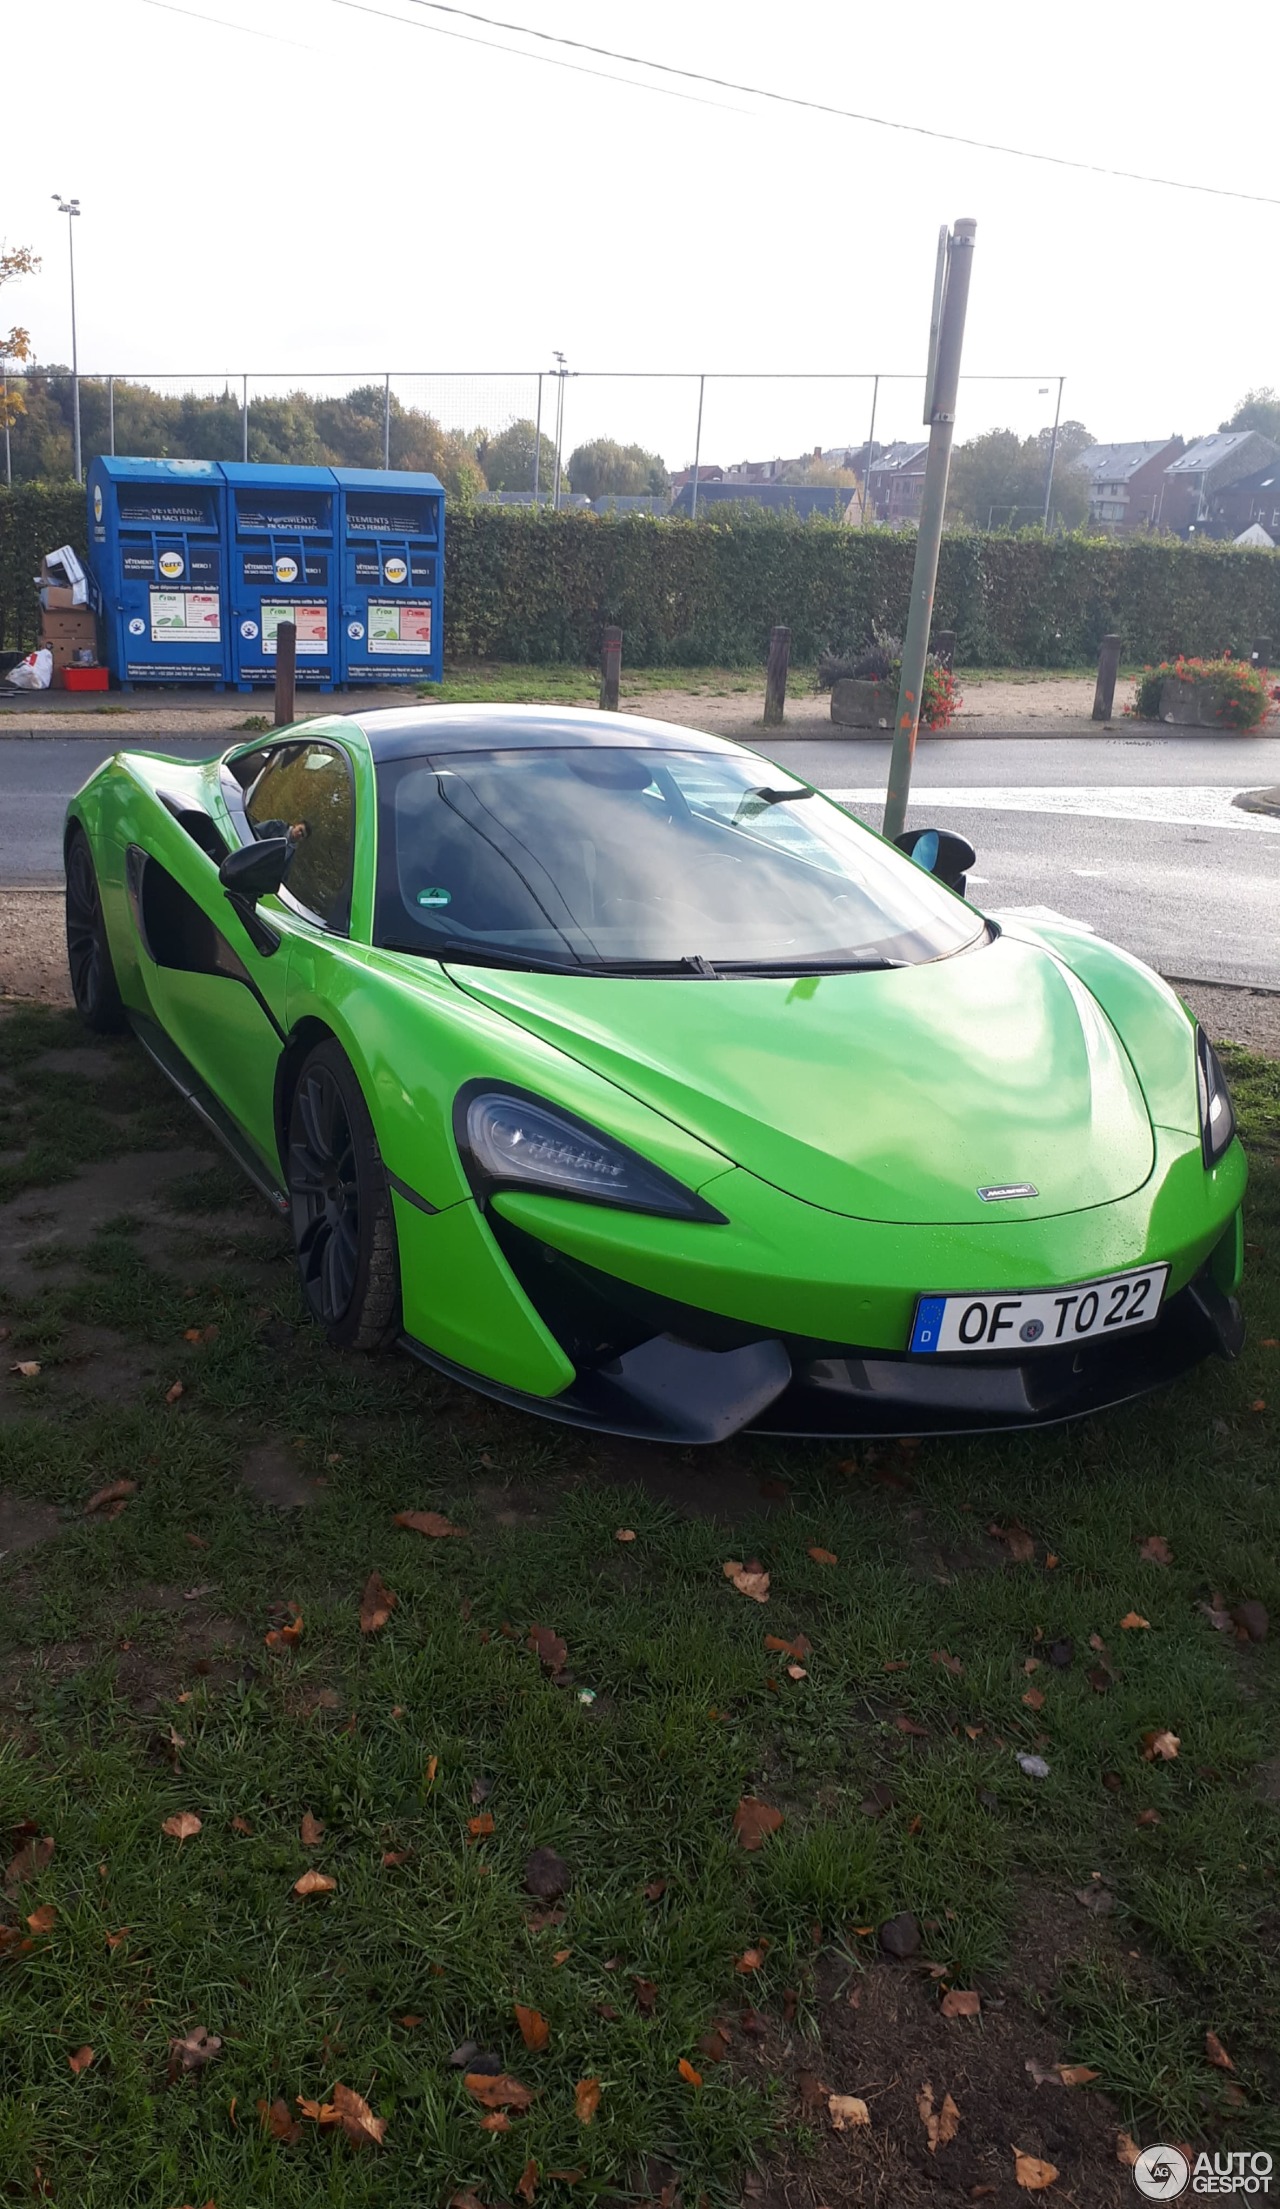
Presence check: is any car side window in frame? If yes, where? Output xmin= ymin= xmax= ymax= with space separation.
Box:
xmin=244 ymin=742 xmax=355 ymax=932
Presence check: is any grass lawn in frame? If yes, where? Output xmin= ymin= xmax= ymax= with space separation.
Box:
xmin=0 ymin=1008 xmax=1277 ymax=2207
xmin=425 ymin=666 xmax=779 ymax=708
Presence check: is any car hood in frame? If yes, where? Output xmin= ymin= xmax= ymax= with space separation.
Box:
xmin=448 ymin=934 xmax=1156 ymax=1225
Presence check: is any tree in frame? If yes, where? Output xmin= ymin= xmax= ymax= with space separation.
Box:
xmin=1 ymin=244 xmax=41 ymax=447
xmin=478 ymin=418 xmax=560 ymax=493
xmin=1220 ymin=387 xmax=1280 ymax=443
xmin=947 ymin=422 xmax=1091 ymax=530
xmin=776 ymin=454 xmax=859 ymax=489
xmin=567 ymin=437 xmax=667 ymax=498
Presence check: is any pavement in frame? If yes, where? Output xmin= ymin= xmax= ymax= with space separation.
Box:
xmin=1 ymin=710 xmax=1277 ymax=993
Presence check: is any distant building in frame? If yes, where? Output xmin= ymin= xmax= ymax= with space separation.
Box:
xmin=1157 ymin=431 xmax=1280 ymax=536
xmin=669 ymin=463 xmax=724 ymax=489
xmin=1074 ymin=440 xmax=1185 ymax=532
xmin=669 ymin=481 xmax=856 ymax=522
xmin=866 ymin=443 xmax=929 ymax=525
xmin=1206 ymin=458 xmax=1280 ymax=541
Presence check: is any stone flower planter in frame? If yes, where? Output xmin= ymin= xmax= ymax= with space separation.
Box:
xmin=1157 ymin=677 xmax=1232 ymax=728
xmin=831 ymin=677 xmax=896 ymax=730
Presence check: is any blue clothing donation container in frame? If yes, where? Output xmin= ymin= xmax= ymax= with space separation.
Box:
xmin=333 ymin=468 xmax=444 ymax=686
xmin=222 ymin=463 xmax=340 ymax=691
xmin=86 ymin=457 xmax=229 ymax=687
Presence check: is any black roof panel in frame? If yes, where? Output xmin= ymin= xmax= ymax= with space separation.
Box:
xmin=353 ymin=702 xmax=744 ymax=761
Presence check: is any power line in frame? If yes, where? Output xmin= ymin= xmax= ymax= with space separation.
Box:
xmin=379 ymin=0 xmax=1280 ymax=209
xmin=138 ymin=0 xmax=315 ymax=48
xmin=323 ymin=0 xmax=752 ymax=114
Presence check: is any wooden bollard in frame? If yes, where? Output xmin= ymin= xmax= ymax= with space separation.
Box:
xmin=600 ymin=625 xmax=622 ymax=711
xmin=1092 ymin=632 xmax=1122 ymax=723
xmin=763 ymin=625 xmax=791 ymax=729
xmin=273 ymin=620 xmax=297 ymax=728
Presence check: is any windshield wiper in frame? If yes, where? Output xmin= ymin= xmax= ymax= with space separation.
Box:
xmin=731 ymin=784 xmax=816 ymax=825
xmin=715 ymin=954 xmax=908 ymax=975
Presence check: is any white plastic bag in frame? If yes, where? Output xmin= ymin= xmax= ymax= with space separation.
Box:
xmin=6 ymin=647 xmax=53 ymax=690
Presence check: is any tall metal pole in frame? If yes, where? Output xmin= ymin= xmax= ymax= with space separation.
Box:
xmin=861 ymin=373 xmax=879 ymax=524
xmin=242 ymin=373 xmax=249 ymax=461
xmin=3 ymin=367 xmax=10 ymax=487
xmin=532 ymin=372 xmax=543 ymax=504
xmin=1042 ymin=372 xmax=1065 ymax=529
xmin=108 ymin=374 xmax=115 ymax=458
xmin=689 ymin=374 xmax=705 ymax=520
xmin=883 ymin=218 xmax=977 ymax=846
xmin=383 ymin=371 xmax=392 ymax=469
xmin=52 ymin=196 xmax=82 ymax=482
xmin=551 ymin=352 xmax=566 ymax=511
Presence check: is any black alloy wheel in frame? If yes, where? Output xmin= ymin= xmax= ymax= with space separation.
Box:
xmin=286 ymin=1040 xmax=400 ymax=1351
xmin=65 ymin=830 xmax=125 ymax=1032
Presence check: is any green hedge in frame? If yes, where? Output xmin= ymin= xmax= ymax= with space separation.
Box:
xmin=4 ymin=480 xmax=1279 ymax=668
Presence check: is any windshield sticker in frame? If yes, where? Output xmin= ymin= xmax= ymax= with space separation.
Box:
xmin=416 ymin=887 xmax=452 ymax=908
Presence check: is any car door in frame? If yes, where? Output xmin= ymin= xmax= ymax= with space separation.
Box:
xmin=137 ymin=736 xmax=356 ymax=1178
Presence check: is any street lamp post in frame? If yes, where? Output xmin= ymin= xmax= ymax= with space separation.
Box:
xmin=51 ymin=194 xmax=82 ymax=484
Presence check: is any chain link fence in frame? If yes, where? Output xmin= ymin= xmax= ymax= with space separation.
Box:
xmin=3 ymin=365 xmax=1065 ymax=499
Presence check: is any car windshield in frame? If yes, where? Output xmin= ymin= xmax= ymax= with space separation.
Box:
xmin=373 ymin=745 xmax=986 ymax=973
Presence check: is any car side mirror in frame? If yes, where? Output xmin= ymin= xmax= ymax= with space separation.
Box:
xmin=218 ymin=835 xmax=292 ymax=901
xmin=894 ymin=825 xmax=976 ymax=896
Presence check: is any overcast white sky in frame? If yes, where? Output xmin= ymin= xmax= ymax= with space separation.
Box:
xmin=4 ymin=0 xmax=1276 ymax=468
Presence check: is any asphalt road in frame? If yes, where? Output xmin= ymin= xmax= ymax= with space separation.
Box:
xmin=3 ymin=729 xmax=1278 ymax=989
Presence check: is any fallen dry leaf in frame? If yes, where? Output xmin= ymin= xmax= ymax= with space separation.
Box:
xmin=1120 ymin=1612 xmax=1150 ymax=1631
xmin=615 ymin=1527 xmax=636 ymax=1542
xmin=300 ymin=1812 xmax=324 ymax=1848
xmin=231 ymin=1815 xmax=253 ymax=1836
xmin=359 ymin=1570 xmax=397 ymax=1635
xmin=478 ymin=2112 xmax=510 ymax=2133
xmin=733 ymin=1797 xmax=785 ymax=1851
xmin=6 ymin=1834 xmax=55 ymax=1889
xmin=264 ymin=1607 xmax=303 ymax=1651
xmin=1058 ymin=2065 xmax=1099 ymax=2087
xmin=917 ymin=2080 xmax=960 ymax=2151
xmin=10 ymin=1360 xmax=42 ymax=1379
xmin=1022 ymin=1688 xmax=1046 ymax=1712
xmin=84 ymin=1479 xmax=137 ymax=1515
xmin=67 ymin=2046 xmax=94 ymax=2075
xmin=466 ymin=2073 xmax=535 ymax=2112
xmin=514 ymin=2005 xmax=550 ymax=2052
xmin=468 ymin=1812 xmax=495 ymax=1843
xmin=297 ymin=2094 xmax=339 ymax=2124
xmin=677 ymin=2058 xmax=703 ymax=2088
xmin=940 ymin=1988 xmax=981 ymax=2019
xmin=807 ymin=1546 xmax=838 ymax=1566
xmin=723 ymin=1559 xmax=771 ymax=1601
xmin=573 ymin=2077 xmax=601 ymax=2125
xmin=642 ymin=1876 xmax=667 ymax=1901
xmin=332 ymin=2081 xmax=387 ymax=2147
xmin=1116 ymin=2133 xmax=1141 ymax=2167
xmin=382 ymin=1849 xmax=412 ymax=1869
xmin=632 ymin=1976 xmax=657 ymax=2013
xmin=528 ymin=1623 xmax=569 ymax=1670
xmin=829 ymin=2093 xmax=871 ymax=2131
xmin=161 ymin=1812 xmax=202 ymax=1844
xmin=517 ymin=2158 xmax=539 ymax=2203
xmin=25 ymin=1904 xmax=57 ymax=1934
xmin=1136 ymin=1808 xmax=1162 ymax=1828
xmin=1013 ymin=2149 xmax=1059 ymax=2190
xmin=735 ymin=1946 xmax=767 ymax=1973
xmin=765 ymin=1632 xmax=812 ymax=1660
xmin=1205 ymin=2030 xmax=1234 ymax=2071
xmin=165 ymin=1380 xmax=184 ymax=1405
xmin=1142 ymin=1729 xmax=1180 ymax=1761
xmin=169 ymin=2026 xmax=222 ymax=2075
xmin=932 ymin=1649 xmax=963 ymax=1677
xmin=989 ymin=1522 xmax=1036 ymax=1564
xmin=259 ymin=2096 xmax=302 ymax=2144
xmin=699 ymin=2024 xmax=731 ymax=2063
xmin=1138 ymin=1535 xmax=1173 ymax=1566
xmin=393 ymin=1509 xmax=467 ymax=1539
xmin=105 ymin=1927 xmax=129 ymax=1951
xmin=293 ymin=1869 xmax=336 ymax=1896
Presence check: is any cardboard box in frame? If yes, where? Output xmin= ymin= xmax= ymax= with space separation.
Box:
xmin=38 ymin=545 xmax=89 ymax=607
xmin=40 ymin=607 xmax=98 ymax=646
xmin=40 ymin=584 xmax=83 ymax=612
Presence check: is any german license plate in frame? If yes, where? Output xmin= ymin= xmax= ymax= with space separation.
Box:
xmin=909 ymin=1264 xmax=1169 ymax=1355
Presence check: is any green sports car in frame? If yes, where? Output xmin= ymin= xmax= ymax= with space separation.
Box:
xmin=64 ymin=705 xmax=1246 ymax=1443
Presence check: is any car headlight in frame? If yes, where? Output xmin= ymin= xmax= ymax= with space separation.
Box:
xmin=455 ymin=1084 xmax=726 ymax=1221
xmin=1196 ymin=1028 xmax=1236 ymax=1166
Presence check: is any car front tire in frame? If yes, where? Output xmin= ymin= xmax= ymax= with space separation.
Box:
xmin=65 ymin=828 xmax=126 ymax=1033
xmin=286 ymin=1039 xmax=401 ymax=1351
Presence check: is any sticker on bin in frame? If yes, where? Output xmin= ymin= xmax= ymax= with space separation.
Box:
xmin=367 ymin=599 xmax=432 ymax=653
xmin=149 ymin=589 xmax=220 ymax=643
xmin=261 ymin=602 xmax=328 ymax=653
xmin=909 ymin=1264 xmax=1169 ymax=1355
